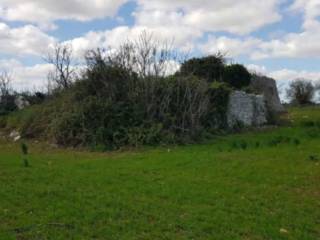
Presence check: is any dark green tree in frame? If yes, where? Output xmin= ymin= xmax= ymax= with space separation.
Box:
xmin=21 ymin=142 xmax=29 ymax=167
xmin=179 ymin=54 xmax=226 ymax=83
xmin=287 ymin=79 xmax=316 ymax=105
xmin=223 ymin=64 xmax=251 ymax=89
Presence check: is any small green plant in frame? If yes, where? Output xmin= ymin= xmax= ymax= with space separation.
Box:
xmin=21 ymin=142 xmax=29 ymax=167
xmin=305 ymin=129 xmax=319 ymax=139
xmin=268 ymin=138 xmax=278 ymax=147
xmin=268 ymin=136 xmax=287 ymax=147
xmin=240 ymin=140 xmax=248 ymax=150
xmin=308 ymin=155 xmax=319 ymax=162
xmin=301 ymin=121 xmax=316 ymax=128
xmin=231 ymin=141 xmax=239 ymax=150
xmin=293 ymin=138 xmax=301 ymax=146
xmin=283 ymin=136 xmax=292 ymax=143
xmin=255 ymin=141 xmax=261 ymax=148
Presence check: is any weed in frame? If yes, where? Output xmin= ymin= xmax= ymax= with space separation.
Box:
xmin=301 ymin=121 xmax=316 ymax=128
xmin=21 ymin=142 xmax=28 ymax=155
xmin=308 ymin=155 xmax=319 ymax=162
xmin=268 ymin=136 xmax=291 ymax=147
xmin=293 ymin=138 xmax=301 ymax=146
xmin=305 ymin=129 xmax=319 ymax=139
xmin=268 ymin=139 xmax=279 ymax=147
xmin=231 ymin=141 xmax=239 ymax=150
xmin=21 ymin=142 xmax=29 ymax=167
xmin=240 ymin=140 xmax=248 ymax=150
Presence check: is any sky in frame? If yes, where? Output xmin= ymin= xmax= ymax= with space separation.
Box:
xmin=0 ymin=0 xmax=320 ymax=99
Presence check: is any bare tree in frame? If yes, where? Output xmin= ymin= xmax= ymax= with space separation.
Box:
xmin=44 ymin=43 xmax=75 ymax=90
xmin=0 ymin=70 xmax=12 ymax=97
xmin=0 ymin=70 xmax=17 ymax=114
xmin=287 ymin=78 xmax=316 ymax=105
xmin=104 ymin=31 xmax=182 ymax=78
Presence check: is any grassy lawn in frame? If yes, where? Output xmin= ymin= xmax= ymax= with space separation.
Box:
xmin=0 ymin=107 xmax=320 ymax=239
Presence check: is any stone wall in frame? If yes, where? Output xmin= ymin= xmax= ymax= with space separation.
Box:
xmin=251 ymin=75 xmax=285 ymax=113
xmin=227 ymin=91 xmax=267 ymax=128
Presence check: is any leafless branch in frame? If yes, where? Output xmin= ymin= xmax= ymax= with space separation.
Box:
xmin=44 ymin=43 xmax=75 ymax=90
xmin=0 ymin=70 xmax=13 ymax=96
xmin=103 ymin=31 xmax=180 ymax=78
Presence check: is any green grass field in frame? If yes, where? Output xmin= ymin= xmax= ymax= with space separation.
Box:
xmin=1 ymin=107 xmax=320 ymax=239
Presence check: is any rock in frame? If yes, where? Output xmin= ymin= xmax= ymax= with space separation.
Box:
xmin=13 ymin=135 xmax=21 ymax=142
xmin=50 ymin=143 xmax=59 ymax=148
xmin=251 ymin=75 xmax=285 ymax=113
xmin=227 ymin=91 xmax=268 ymax=128
xmin=280 ymin=228 xmax=289 ymax=234
xmin=14 ymin=95 xmax=30 ymax=110
xmin=9 ymin=130 xmax=19 ymax=138
xmin=9 ymin=130 xmax=21 ymax=141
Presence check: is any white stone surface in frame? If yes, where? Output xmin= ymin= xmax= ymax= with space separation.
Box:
xmin=15 ymin=95 xmax=30 ymax=110
xmin=9 ymin=130 xmax=21 ymax=141
xmin=227 ymin=91 xmax=267 ymax=128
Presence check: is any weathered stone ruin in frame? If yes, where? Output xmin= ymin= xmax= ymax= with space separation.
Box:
xmin=227 ymin=91 xmax=267 ymax=128
xmin=227 ymin=75 xmax=284 ymax=128
xmin=251 ymin=75 xmax=285 ymax=113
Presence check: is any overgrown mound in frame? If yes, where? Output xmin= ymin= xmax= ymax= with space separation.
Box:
xmin=2 ymin=50 xmax=254 ymax=149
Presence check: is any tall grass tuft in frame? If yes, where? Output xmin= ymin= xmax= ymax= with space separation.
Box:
xmin=21 ymin=142 xmax=29 ymax=167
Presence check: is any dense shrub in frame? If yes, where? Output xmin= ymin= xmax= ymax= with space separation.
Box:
xmin=0 ymin=92 xmax=46 ymax=117
xmin=47 ymin=68 xmax=213 ymax=148
xmin=179 ymin=54 xmax=225 ymax=83
xmin=0 ymin=94 xmax=17 ymax=116
xmin=21 ymin=92 xmax=47 ymax=105
xmin=223 ymin=64 xmax=251 ymax=89
xmin=2 ymin=44 xmax=237 ymax=149
xmin=10 ymin=59 xmax=231 ymax=149
xmin=287 ymin=79 xmax=316 ymax=105
xmin=203 ymin=82 xmax=231 ymax=129
xmin=179 ymin=55 xmax=251 ymax=90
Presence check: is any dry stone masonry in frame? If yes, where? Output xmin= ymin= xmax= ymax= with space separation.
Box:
xmin=227 ymin=91 xmax=268 ymax=128
xmin=227 ymin=75 xmax=285 ymax=128
xmin=251 ymin=75 xmax=285 ymax=113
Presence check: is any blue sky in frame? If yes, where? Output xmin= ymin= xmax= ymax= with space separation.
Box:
xmin=0 ymin=0 xmax=320 ymax=95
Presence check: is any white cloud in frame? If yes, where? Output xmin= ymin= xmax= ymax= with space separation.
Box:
xmin=0 ymin=22 xmax=55 ymax=56
xmin=0 ymin=0 xmax=128 ymax=29
xmin=64 ymin=31 xmax=106 ymax=59
xmin=0 ymin=59 xmax=53 ymax=91
xmin=198 ymin=0 xmax=320 ymax=60
xmin=253 ymin=30 xmax=320 ymax=59
xmin=200 ymin=36 xmax=262 ymax=57
xmin=135 ymin=0 xmax=282 ymax=35
xmin=290 ymin=0 xmax=320 ymax=30
xmin=251 ymin=0 xmax=320 ymax=59
xmin=200 ymin=30 xmax=320 ymax=60
xmin=269 ymin=69 xmax=320 ymax=83
xmin=247 ymin=63 xmax=320 ymax=83
xmin=246 ymin=64 xmax=268 ymax=75
xmin=65 ymin=25 xmax=202 ymax=60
